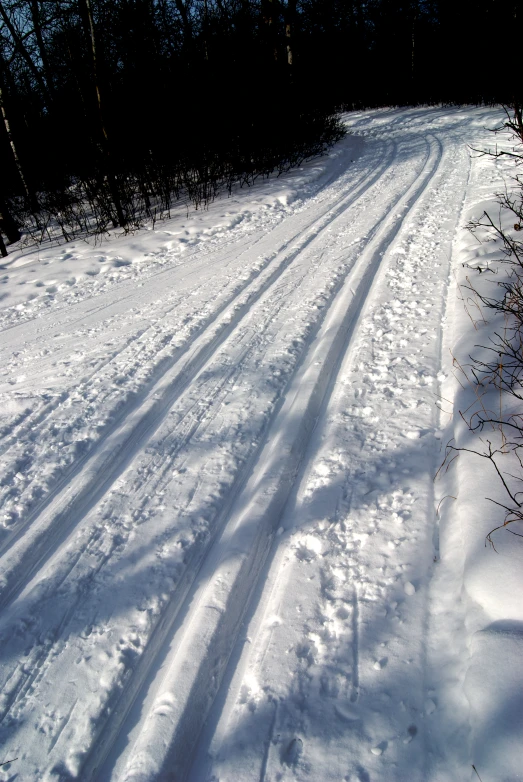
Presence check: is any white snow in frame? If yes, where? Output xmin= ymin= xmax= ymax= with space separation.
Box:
xmin=0 ymin=107 xmax=521 ymax=782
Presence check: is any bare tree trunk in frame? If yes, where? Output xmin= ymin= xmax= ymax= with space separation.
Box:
xmin=262 ymin=0 xmax=279 ymax=62
xmin=174 ymin=0 xmax=192 ymax=41
xmin=285 ymin=0 xmax=296 ymax=67
xmin=58 ymin=4 xmax=91 ymax=120
xmin=411 ymin=1 xmax=418 ymax=93
xmin=202 ymin=0 xmax=209 ymax=61
xmin=513 ymin=103 xmax=523 ymax=141
xmin=29 ymin=0 xmax=54 ymax=95
xmin=411 ymin=20 xmax=415 ymax=81
xmin=0 ymin=75 xmax=36 ymax=210
xmin=0 ymin=194 xmax=21 ymax=246
xmin=81 ymin=0 xmax=126 ymax=228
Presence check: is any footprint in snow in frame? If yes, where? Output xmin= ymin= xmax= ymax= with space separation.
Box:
xmin=404 ymin=724 xmax=418 ymax=743
xmin=282 ymin=737 xmax=303 ymax=766
xmin=335 ymin=701 xmax=360 ymax=723
xmin=349 ymin=767 xmax=370 ymax=782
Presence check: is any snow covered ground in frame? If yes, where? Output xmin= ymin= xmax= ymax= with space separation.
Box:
xmin=0 ymin=107 xmax=521 ymax=782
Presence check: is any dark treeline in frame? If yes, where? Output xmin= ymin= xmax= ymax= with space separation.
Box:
xmin=0 ymin=0 xmax=519 ymax=253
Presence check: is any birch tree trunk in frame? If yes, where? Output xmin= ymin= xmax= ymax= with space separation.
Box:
xmin=285 ymin=0 xmax=296 ymax=67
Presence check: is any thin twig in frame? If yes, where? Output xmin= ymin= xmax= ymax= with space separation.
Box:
xmin=0 ymin=757 xmax=18 ymax=767
xmin=472 ymin=764 xmax=484 ymax=782
xmin=436 ymin=495 xmax=456 ymax=515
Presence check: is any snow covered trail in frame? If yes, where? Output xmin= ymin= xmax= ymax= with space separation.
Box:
xmin=0 ymin=107 xmax=509 ymax=781
xmin=189 ymin=120 xmax=469 ymax=782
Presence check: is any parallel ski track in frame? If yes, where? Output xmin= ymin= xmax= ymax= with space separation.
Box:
xmin=0 ymin=323 xmax=154 ymax=462
xmin=0 ymin=138 xmax=359 ymax=339
xmin=191 ymin=133 xmax=467 ymax=782
xmin=78 ymin=132 xmax=444 ymax=781
xmin=0 ymin=137 xmax=359 ymax=342
xmin=0 ymin=138 xmax=396 ymax=612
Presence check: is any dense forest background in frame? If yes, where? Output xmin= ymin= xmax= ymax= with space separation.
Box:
xmin=0 ymin=0 xmax=519 ymax=251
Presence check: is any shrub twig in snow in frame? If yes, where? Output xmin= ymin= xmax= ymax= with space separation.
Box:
xmin=440 ymin=104 xmax=523 ymax=547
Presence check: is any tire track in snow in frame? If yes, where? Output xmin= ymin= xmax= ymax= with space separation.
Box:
xmin=0 ymin=139 xmax=396 ymax=612
xmin=84 ymin=133 xmax=443 ymax=782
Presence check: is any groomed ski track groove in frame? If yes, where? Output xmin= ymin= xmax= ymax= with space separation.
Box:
xmin=0 ymin=142 xmax=370 ymax=501
xmin=189 ymin=120 xmax=471 ymax=782
xmin=1 ymin=106 xmax=512 ymax=782
xmin=5 ymin=111 xmax=496 ymax=782
xmin=0 ymin=138 xmax=396 ymax=612
xmin=82 ymin=132 xmax=444 ymax=781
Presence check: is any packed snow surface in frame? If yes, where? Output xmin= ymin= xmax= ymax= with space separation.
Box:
xmin=0 ymin=107 xmax=521 ymax=782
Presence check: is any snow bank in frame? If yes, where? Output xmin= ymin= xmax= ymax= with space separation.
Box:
xmin=433 ymin=122 xmax=523 ymax=782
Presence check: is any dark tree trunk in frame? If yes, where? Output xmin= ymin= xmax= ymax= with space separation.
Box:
xmin=29 ymin=0 xmax=54 ymax=96
xmin=285 ymin=0 xmax=296 ymax=67
xmin=262 ymin=0 xmax=280 ymax=62
xmin=0 ymin=194 xmax=21 ymax=246
xmin=174 ymin=0 xmax=192 ymax=41
xmin=80 ymin=0 xmax=126 ymax=228
xmin=411 ymin=2 xmax=418 ymax=90
xmin=0 ymin=73 xmax=37 ymax=211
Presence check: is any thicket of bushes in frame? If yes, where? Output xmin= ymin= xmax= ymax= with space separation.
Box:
xmin=0 ymin=1 xmax=348 ymax=251
xmin=442 ymin=105 xmax=523 ymax=547
xmin=0 ymin=0 xmax=519 ymax=253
